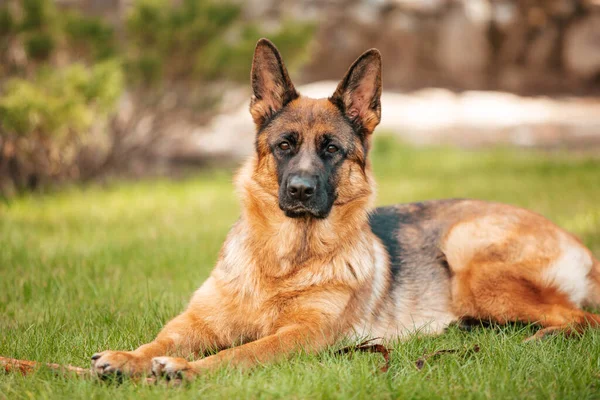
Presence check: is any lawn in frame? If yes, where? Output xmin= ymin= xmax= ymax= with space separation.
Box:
xmin=2 ymin=136 xmax=600 ymax=399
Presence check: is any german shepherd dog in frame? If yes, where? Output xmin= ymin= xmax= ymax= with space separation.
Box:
xmin=92 ymin=39 xmax=600 ymax=380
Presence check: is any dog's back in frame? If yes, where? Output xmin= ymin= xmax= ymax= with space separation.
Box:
xmin=363 ymin=199 xmax=600 ymax=340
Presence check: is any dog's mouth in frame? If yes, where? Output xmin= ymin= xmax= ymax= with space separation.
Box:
xmin=280 ymin=205 xmax=329 ymax=219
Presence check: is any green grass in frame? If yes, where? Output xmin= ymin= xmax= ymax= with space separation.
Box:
xmin=2 ymin=136 xmax=600 ymax=399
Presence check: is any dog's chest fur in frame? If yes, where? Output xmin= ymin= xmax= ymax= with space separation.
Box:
xmin=191 ymin=219 xmax=389 ymax=345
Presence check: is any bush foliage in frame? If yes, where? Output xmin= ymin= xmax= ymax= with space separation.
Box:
xmin=0 ymin=0 xmax=314 ymax=195
xmin=0 ymin=62 xmax=123 ymax=136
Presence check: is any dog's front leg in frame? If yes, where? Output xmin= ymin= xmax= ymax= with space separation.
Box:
xmin=91 ymin=310 xmax=220 ymax=377
xmin=151 ymin=321 xmax=337 ymax=380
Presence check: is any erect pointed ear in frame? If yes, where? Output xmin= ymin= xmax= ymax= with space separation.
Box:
xmin=250 ymin=38 xmax=299 ymax=129
xmin=330 ymin=49 xmax=382 ymax=137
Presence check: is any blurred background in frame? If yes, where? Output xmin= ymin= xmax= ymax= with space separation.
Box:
xmin=1 ymin=0 xmax=600 ymax=196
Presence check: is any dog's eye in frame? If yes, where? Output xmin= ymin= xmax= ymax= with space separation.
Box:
xmin=279 ymin=142 xmax=291 ymax=151
xmin=326 ymin=144 xmax=339 ymax=154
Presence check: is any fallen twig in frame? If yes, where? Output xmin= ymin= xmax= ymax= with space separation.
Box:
xmin=335 ymin=338 xmax=391 ymax=372
xmin=415 ymin=344 xmax=480 ymax=370
xmin=1 ymin=356 xmax=90 ymax=376
xmin=0 ymin=356 xmax=176 ymax=385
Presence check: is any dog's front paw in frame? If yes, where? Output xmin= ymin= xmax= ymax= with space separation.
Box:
xmin=91 ymin=350 xmax=149 ymax=377
xmin=152 ymin=356 xmax=196 ymax=381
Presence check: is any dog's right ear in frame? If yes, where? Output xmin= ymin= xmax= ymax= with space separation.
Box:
xmin=250 ymin=38 xmax=299 ymax=130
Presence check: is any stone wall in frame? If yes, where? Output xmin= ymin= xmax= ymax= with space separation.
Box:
xmin=254 ymin=0 xmax=600 ymax=94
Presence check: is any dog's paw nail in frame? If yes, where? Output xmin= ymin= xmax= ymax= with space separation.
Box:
xmin=151 ymin=356 xmax=189 ymax=381
xmin=152 ymin=357 xmax=166 ymax=367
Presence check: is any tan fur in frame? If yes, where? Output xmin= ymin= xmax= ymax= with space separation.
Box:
xmin=91 ymin=40 xmax=600 ymax=380
xmin=442 ymin=201 xmax=600 ymax=337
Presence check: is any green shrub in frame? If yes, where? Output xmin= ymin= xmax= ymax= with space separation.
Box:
xmin=0 ymin=61 xmax=124 ymax=194
xmin=1 ymin=0 xmax=314 ymax=86
xmin=64 ymin=12 xmax=116 ymax=61
xmin=0 ymin=61 xmax=123 ymax=136
xmin=125 ymin=0 xmax=240 ymax=84
xmin=126 ymin=0 xmax=169 ymax=49
xmin=125 ymin=0 xmax=314 ymax=86
xmin=20 ymin=0 xmax=56 ymax=31
xmin=0 ymin=8 xmax=14 ymax=36
xmin=24 ymin=32 xmax=55 ymax=60
xmin=126 ymin=53 xmax=163 ymax=86
xmin=17 ymin=0 xmax=60 ymax=62
xmin=196 ymin=22 xmax=315 ymax=82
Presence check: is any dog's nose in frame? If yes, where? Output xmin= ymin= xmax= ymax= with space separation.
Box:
xmin=287 ymin=175 xmax=316 ymax=202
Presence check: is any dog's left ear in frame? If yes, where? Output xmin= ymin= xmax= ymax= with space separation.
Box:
xmin=330 ymin=49 xmax=382 ymax=137
xmin=250 ymin=38 xmax=299 ymax=129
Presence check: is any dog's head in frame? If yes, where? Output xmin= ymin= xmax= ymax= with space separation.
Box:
xmin=248 ymin=39 xmax=382 ymax=219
